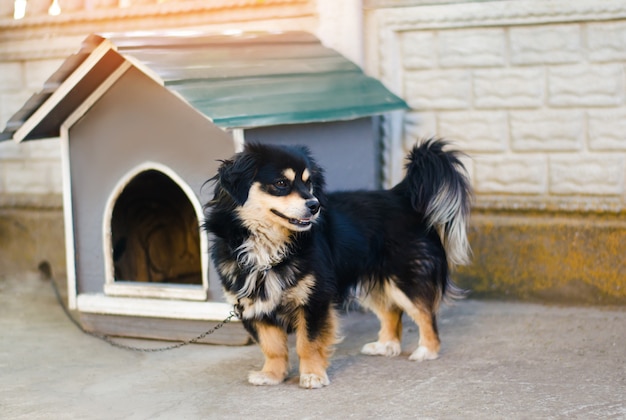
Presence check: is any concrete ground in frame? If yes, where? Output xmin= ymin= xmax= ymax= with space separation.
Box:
xmin=1 ymin=273 xmax=625 ymax=420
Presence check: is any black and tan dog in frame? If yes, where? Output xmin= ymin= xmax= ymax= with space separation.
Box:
xmin=204 ymin=139 xmax=471 ymax=388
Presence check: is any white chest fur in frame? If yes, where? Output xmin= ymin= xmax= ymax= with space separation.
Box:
xmin=234 ymin=236 xmax=291 ymax=299
xmin=223 ymin=268 xmax=315 ymax=320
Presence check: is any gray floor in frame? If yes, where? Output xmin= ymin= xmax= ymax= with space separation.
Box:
xmin=2 ymin=272 xmax=625 ymax=419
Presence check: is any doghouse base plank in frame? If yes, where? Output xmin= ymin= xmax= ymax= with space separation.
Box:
xmin=79 ymin=313 xmax=252 ymax=346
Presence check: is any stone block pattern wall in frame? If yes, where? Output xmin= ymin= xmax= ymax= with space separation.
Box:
xmin=0 ymin=59 xmax=65 ymax=199
xmin=387 ymin=4 xmax=626 ymax=213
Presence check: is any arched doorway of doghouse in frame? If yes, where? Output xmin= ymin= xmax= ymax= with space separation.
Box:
xmin=102 ymin=162 xmax=209 ymax=301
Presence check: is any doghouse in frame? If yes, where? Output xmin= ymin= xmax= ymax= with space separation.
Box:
xmin=1 ymin=30 xmax=407 ymax=344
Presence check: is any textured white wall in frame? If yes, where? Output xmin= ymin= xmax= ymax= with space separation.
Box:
xmin=0 ymin=57 xmax=65 ymax=198
xmin=366 ymin=0 xmax=626 ymax=212
xmin=316 ymin=0 xmax=363 ymax=66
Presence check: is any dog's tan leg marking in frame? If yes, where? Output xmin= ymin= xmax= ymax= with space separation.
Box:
xmin=295 ymin=309 xmax=338 ymax=389
xmin=360 ymin=287 xmax=402 ymax=357
xmin=361 ymin=306 xmax=403 ymax=357
xmin=384 ymin=283 xmax=440 ymax=361
xmin=248 ymin=323 xmax=289 ymax=386
xmin=407 ymin=307 xmax=440 ymax=362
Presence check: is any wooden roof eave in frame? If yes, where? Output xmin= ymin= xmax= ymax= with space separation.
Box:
xmin=12 ymin=37 xmax=129 ymax=143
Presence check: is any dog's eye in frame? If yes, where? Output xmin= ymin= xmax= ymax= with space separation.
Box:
xmin=274 ymin=179 xmax=289 ymax=189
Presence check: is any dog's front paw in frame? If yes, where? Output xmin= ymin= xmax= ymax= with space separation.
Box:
xmin=248 ymin=370 xmax=285 ymax=386
xmin=299 ymin=373 xmax=330 ymax=389
xmin=361 ymin=340 xmax=401 ymax=357
xmin=409 ymin=345 xmax=439 ymax=362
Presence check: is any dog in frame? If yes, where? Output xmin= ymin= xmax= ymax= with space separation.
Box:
xmin=204 ymin=139 xmax=471 ymax=389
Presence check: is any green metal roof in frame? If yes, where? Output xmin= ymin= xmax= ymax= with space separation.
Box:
xmin=110 ymin=30 xmax=408 ymax=128
xmin=2 ymin=30 xmax=408 ymax=141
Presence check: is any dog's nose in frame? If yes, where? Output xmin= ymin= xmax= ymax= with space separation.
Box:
xmin=306 ymin=199 xmax=320 ymax=215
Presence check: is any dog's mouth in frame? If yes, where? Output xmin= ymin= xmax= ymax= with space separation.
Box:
xmin=271 ymin=209 xmax=313 ymax=227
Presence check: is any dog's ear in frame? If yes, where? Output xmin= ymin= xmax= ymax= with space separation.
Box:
xmin=217 ymin=152 xmax=257 ymax=205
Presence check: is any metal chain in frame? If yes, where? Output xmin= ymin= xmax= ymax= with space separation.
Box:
xmin=48 ymin=271 xmax=239 ymax=353
xmin=85 ymin=312 xmax=239 ymax=352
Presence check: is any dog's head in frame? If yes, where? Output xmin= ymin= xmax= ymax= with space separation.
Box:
xmin=215 ymin=143 xmax=326 ymax=232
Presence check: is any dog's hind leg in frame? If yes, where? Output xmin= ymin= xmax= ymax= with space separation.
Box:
xmin=360 ymin=288 xmax=403 ymax=357
xmin=406 ymin=306 xmax=440 ymax=361
xmin=384 ymin=283 xmax=441 ymax=361
xmin=248 ymin=323 xmax=289 ymax=386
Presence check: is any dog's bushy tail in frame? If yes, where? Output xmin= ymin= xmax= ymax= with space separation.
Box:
xmin=401 ymin=138 xmax=472 ymax=268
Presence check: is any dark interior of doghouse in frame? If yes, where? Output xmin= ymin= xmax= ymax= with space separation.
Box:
xmin=111 ymin=169 xmax=202 ymax=285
